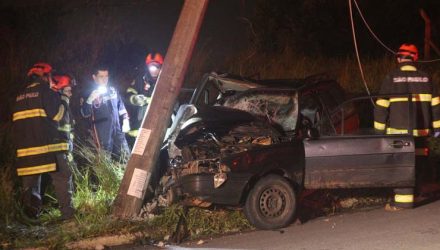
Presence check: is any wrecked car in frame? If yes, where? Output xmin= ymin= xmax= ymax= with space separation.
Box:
xmin=158 ymin=73 xmax=415 ymax=230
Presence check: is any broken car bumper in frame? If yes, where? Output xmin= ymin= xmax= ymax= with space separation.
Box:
xmin=176 ymin=173 xmax=253 ymax=205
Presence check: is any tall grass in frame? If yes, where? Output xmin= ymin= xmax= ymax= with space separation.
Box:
xmin=224 ymin=45 xmax=440 ymax=96
xmin=0 ymin=164 xmax=17 ymax=225
xmin=0 ymin=122 xmax=18 ymax=225
xmin=72 ymin=141 xmax=124 ymax=224
xmin=149 ymin=205 xmax=251 ymax=241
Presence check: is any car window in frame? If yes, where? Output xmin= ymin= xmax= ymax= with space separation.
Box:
xmin=316 ymin=81 xmax=344 ymax=111
xmin=195 ymin=80 xmax=222 ymax=106
xmin=301 ymin=93 xmax=339 ymax=136
xmin=223 ymin=89 xmax=299 ymax=132
xmin=312 ymin=81 xmax=359 ymax=135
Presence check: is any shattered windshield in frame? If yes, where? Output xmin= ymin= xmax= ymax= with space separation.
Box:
xmin=190 ymin=74 xmax=299 ymax=132
xmin=222 ymin=89 xmax=299 ymax=132
xmin=191 ymin=73 xmax=264 ymax=106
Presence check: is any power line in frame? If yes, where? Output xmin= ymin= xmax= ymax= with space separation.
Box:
xmin=348 ymin=0 xmax=374 ymax=105
xmin=353 ymin=0 xmax=440 ymax=63
xmin=352 ymin=0 xmax=395 ymax=55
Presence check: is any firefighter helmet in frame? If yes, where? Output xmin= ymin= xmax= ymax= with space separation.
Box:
xmin=145 ymin=53 xmax=163 ymax=79
xmin=27 ymin=62 xmax=53 ymax=77
xmin=52 ymin=75 xmax=73 ymax=90
xmin=397 ymin=44 xmax=419 ymax=61
xmin=145 ymin=53 xmax=164 ymax=65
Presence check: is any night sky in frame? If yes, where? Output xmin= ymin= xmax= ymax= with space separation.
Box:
xmin=1 ymin=0 xmax=440 ymax=121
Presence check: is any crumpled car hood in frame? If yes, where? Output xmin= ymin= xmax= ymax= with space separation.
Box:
xmin=175 ymin=105 xmax=260 ymax=144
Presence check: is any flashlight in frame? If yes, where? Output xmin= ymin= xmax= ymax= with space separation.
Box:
xmin=148 ymin=64 xmax=160 ymax=78
xmin=97 ymin=85 xmax=107 ymax=94
xmin=148 ymin=65 xmax=159 ymax=72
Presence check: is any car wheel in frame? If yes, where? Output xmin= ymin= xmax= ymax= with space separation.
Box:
xmin=244 ymin=175 xmax=296 ymax=230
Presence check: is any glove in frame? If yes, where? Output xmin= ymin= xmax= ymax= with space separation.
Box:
xmin=122 ymin=119 xmax=130 ymax=133
xmin=434 ymin=131 xmax=440 ymax=138
xmin=86 ymin=90 xmax=101 ymax=104
xmin=131 ymin=94 xmax=148 ymax=106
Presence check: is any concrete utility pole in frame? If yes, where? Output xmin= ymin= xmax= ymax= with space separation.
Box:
xmin=113 ymin=0 xmax=209 ymax=218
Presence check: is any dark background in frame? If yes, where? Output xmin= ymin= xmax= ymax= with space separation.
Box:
xmin=1 ymin=0 xmax=440 ymax=122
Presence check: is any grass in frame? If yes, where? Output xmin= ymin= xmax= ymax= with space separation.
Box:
xmin=226 ymin=46 xmax=440 ymax=95
xmin=148 ymin=205 xmax=251 ymax=241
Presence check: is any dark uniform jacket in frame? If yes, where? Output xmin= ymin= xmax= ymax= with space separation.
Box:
xmin=125 ymin=74 xmax=155 ymax=137
xmin=80 ymin=85 xmax=129 ymax=153
xmin=80 ymin=85 xmax=128 ymax=126
xmin=374 ymin=62 xmax=440 ymax=136
xmin=12 ymin=81 xmax=68 ymax=176
xmin=58 ymin=94 xmax=74 ymax=150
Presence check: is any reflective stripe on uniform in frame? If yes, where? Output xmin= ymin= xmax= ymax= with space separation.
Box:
xmin=389 ymin=97 xmax=408 ymax=102
xmin=389 ymin=94 xmax=432 ymax=103
xmin=129 ymin=95 xmax=137 ymax=105
xmin=17 ymin=142 xmax=69 ymax=157
xmin=394 ymin=194 xmax=414 ymax=203
xmin=432 ymin=97 xmax=440 ymax=106
xmin=413 ymin=94 xmax=432 ymax=102
xmin=374 ymin=121 xmax=386 ymax=130
xmin=12 ymin=109 xmax=47 ymax=121
xmin=400 ymin=65 xmax=417 ymax=71
xmin=53 ymin=105 xmax=65 ymax=122
xmin=126 ymin=87 xmax=138 ymax=95
xmin=376 ymin=99 xmax=390 ymax=108
xmin=433 ymin=120 xmax=440 ymax=129
xmin=146 ymin=97 xmax=152 ymax=104
xmin=387 ymin=128 xmax=430 ymax=137
xmin=127 ymin=129 xmax=139 ymax=137
xmin=58 ymin=124 xmax=72 ymax=132
xmin=26 ymin=83 xmax=40 ymax=88
xmin=17 ymin=163 xmax=56 ymax=176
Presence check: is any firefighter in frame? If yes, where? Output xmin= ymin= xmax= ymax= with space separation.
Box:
xmin=12 ymin=62 xmax=74 ymax=220
xmin=125 ymin=52 xmax=163 ymax=147
xmin=40 ymin=75 xmax=77 ymax=202
xmin=374 ymin=43 xmax=440 ymax=210
xmin=80 ymin=65 xmax=130 ymax=160
xmin=52 ymin=75 xmax=76 ymax=162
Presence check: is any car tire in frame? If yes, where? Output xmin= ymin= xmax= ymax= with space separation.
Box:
xmin=244 ymin=175 xmax=296 ymax=230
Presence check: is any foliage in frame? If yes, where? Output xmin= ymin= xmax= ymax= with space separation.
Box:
xmin=0 ymin=122 xmax=18 ymax=225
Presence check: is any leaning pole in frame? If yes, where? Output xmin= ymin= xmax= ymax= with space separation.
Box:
xmin=112 ymin=0 xmax=209 ymax=218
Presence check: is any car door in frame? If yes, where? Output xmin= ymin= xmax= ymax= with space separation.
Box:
xmin=303 ymin=134 xmax=415 ymax=189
